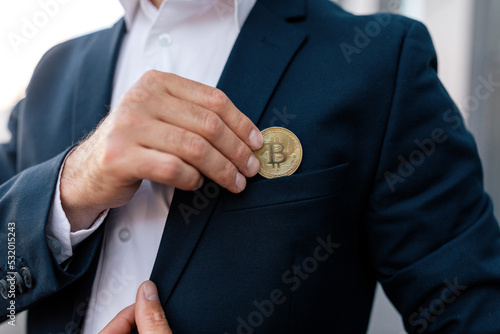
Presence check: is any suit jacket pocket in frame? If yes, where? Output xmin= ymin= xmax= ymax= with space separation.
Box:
xmin=223 ymin=162 xmax=350 ymax=211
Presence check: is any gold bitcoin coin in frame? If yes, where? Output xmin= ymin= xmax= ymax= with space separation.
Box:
xmin=254 ymin=127 xmax=303 ymax=179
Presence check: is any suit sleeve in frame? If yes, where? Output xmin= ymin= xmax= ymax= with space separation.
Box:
xmin=364 ymin=21 xmax=500 ymax=333
xmin=0 ymin=99 xmax=104 ymax=318
xmin=45 ymin=156 xmax=109 ymax=265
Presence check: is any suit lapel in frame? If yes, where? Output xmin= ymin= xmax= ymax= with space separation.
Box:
xmin=71 ymin=19 xmax=126 ymax=142
xmin=150 ymin=0 xmax=307 ymax=304
xmin=218 ymin=0 xmax=307 ymax=124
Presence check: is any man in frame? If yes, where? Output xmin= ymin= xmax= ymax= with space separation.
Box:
xmin=1 ymin=0 xmax=500 ymax=333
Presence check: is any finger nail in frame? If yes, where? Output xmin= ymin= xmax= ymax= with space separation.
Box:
xmin=249 ymin=129 xmax=263 ymax=150
xmin=247 ymin=155 xmax=260 ymax=176
xmin=143 ymin=281 xmax=160 ymax=302
xmin=196 ymin=177 xmax=204 ymax=189
xmin=235 ymin=172 xmax=246 ymax=192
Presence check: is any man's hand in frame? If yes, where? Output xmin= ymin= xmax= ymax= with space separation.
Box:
xmin=100 ymin=281 xmax=172 ymax=334
xmin=61 ymin=71 xmax=263 ymax=231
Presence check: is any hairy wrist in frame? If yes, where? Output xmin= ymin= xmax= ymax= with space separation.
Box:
xmin=60 ymin=147 xmax=106 ymax=232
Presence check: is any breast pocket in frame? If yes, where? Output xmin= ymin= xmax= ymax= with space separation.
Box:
xmin=223 ymin=162 xmax=350 ymax=211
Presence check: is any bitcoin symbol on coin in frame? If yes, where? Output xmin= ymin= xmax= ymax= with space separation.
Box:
xmin=266 ymin=139 xmax=287 ymax=168
xmin=254 ymin=127 xmax=303 ymax=179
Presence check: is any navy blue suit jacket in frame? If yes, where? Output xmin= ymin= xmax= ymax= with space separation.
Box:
xmin=1 ymin=0 xmax=500 ymax=333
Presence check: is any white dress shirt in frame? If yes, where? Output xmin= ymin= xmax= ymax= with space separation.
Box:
xmin=45 ymin=0 xmax=256 ymax=332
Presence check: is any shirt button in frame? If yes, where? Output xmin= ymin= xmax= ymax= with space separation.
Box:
xmin=158 ymin=33 xmax=172 ymax=47
xmin=118 ymin=228 xmax=132 ymax=242
xmin=48 ymin=237 xmax=62 ymax=255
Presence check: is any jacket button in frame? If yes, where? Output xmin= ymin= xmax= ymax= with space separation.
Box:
xmin=14 ymin=272 xmax=25 ymax=293
xmin=21 ymin=267 xmax=34 ymax=289
xmin=0 ymin=279 xmax=8 ymax=299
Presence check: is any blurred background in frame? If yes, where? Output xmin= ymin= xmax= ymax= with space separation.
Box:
xmin=1 ymin=0 xmax=498 ymax=333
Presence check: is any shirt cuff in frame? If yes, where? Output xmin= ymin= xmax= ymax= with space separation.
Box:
xmin=46 ymin=152 xmax=109 ymax=265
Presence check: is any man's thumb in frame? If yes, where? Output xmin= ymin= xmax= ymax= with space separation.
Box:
xmin=135 ymin=281 xmax=172 ymax=334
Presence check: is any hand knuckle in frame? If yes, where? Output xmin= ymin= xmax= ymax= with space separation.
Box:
xmin=171 ymin=127 xmax=187 ymax=147
xmin=109 ymin=113 xmax=137 ymax=136
xmin=162 ymin=71 xmax=176 ymax=81
xmin=207 ymin=88 xmax=228 ymax=111
xmin=232 ymin=113 xmax=248 ymax=134
xmin=234 ymin=142 xmax=248 ymax=163
xmin=219 ymin=163 xmax=236 ymax=186
xmin=202 ymin=112 xmax=223 ymax=139
xmin=187 ymin=134 xmax=207 ymax=160
xmin=157 ymin=157 xmax=182 ymax=181
xmin=138 ymin=70 xmax=168 ymax=90
xmin=142 ymin=69 xmax=162 ymax=83
xmin=123 ymin=85 xmax=151 ymax=104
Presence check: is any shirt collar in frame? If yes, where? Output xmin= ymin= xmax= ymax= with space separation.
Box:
xmin=119 ymin=0 xmax=256 ymax=30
